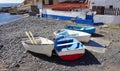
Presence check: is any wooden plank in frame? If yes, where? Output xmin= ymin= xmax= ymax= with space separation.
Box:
xmin=57 ymin=42 xmax=77 ymax=46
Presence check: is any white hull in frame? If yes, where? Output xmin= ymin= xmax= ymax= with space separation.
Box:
xmin=22 ymin=37 xmax=54 ymax=57
xmin=43 ymin=8 xmax=87 ymax=19
xmin=54 ymin=29 xmax=91 ymax=43
xmin=56 ymin=47 xmax=85 ymax=56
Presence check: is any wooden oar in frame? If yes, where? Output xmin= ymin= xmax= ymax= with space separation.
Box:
xmin=25 ymin=32 xmax=34 ymax=44
xmin=29 ymin=31 xmax=38 ymax=44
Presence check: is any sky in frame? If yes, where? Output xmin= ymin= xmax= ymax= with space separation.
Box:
xmin=0 ymin=0 xmax=24 ymax=3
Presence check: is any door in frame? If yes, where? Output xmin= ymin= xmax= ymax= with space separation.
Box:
xmin=49 ymin=0 xmax=53 ymax=5
xmin=42 ymin=0 xmax=49 ymax=5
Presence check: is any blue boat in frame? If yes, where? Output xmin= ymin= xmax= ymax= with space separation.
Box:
xmin=54 ymin=36 xmax=85 ymax=61
xmin=66 ymin=25 xmax=96 ymax=34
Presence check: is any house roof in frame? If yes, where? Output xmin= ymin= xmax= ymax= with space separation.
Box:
xmin=43 ymin=0 xmax=89 ymax=11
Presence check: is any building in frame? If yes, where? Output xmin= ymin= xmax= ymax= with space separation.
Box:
xmin=89 ymin=0 xmax=120 ymax=24
xmin=42 ymin=0 xmax=94 ymax=25
xmin=19 ymin=0 xmax=120 ymax=24
xmin=90 ymin=0 xmax=120 ymax=8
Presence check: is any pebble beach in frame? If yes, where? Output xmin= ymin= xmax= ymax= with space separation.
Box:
xmin=0 ymin=16 xmax=120 ymax=71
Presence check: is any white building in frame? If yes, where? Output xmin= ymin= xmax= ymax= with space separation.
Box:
xmin=41 ymin=0 xmax=120 ymax=24
xmin=90 ymin=0 xmax=120 ymax=8
xmin=89 ymin=0 xmax=120 ymax=24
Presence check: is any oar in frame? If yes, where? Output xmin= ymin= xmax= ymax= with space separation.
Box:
xmin=25 ymin=32 xmax=34 ymax=44
xmin=29 ymin=31 xmax=38 ymax=44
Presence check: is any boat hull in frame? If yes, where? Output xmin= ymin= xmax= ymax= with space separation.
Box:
xmin=60 ymin=54 xmax=84 ymax=61
xmin=22 ymin=37 xmax=54 ymax=57
xmin=54 ymin=36 xmax=85 ymax=61
xmin=66 ymin=26 xmax=96 ymax=34
xmin=54 ymin=29 xmax=91 ymax=43
xmin=73 ymin=35 xmax=90 ymax=43
xmin=56 ymin=48 xmax=85 ymax=61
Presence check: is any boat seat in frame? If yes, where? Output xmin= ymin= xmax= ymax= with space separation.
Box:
xmin=61 ymin=42 xmax=80 ymax=51
xmin=57 ymin=38 xmax=73 ymax=44
xmin=57 ymin=42 xmax=78 ymax=46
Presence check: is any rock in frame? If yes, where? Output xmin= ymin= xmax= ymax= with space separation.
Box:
xmin=10 ymin=62 xmax=20 ymax=68
xmin=118 ymin=51 xmax=120 ymax=53
xmin=4 ymin=65 xmax=9 ymax=68
xmin=0 ymin=45 xmax=3 ymax=49
xmin=101 ymin=25 xmax=109 ymax=28
xmin=98 ymin=30 xmax=108 ymax=34
xmin=14 ymin=64 xmax=20 ymax=68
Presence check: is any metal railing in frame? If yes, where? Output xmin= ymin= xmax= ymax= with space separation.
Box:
xmin=104 ymin=8 xmax=120 ymax=16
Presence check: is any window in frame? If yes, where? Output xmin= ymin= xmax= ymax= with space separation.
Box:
xmin=109 ymin=5 xmax=113 ymax=9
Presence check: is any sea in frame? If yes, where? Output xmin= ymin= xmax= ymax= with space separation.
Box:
xmin=0 ymin=3 xmax=23 ymax=25
xmin=0 ymin=3 xmax=18 ymax=7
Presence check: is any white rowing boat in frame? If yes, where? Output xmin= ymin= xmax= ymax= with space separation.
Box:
xmin=22 ymin=31 xmax=54 ymax=57
xmin=22 ymin=37 xmax=54 ymax=57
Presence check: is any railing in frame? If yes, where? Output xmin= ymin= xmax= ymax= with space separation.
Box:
xmin=104 ymin=8 xmax=120 ymax=16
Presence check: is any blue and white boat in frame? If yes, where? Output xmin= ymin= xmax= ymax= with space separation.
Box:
xmin=54 ymin=29 xmax=91 ymax=43
xmin=66 ymin=25 xmax=96 ymax=34
xmin=54 ymin=36 xmax=85 ymax=61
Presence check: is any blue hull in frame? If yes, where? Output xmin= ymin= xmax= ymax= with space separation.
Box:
xmin=66 ymin=25 xmax=96 ymax=34
xmin=42 ymin=14 xmax=94 ymax=25
xmin=42 ymin=14 xmax=73 ymax=20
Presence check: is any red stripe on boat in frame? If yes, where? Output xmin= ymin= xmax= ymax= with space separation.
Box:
xmin=59 ymin=53 xmax=84 ymax=61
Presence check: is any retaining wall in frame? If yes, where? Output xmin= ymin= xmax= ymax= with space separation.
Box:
xmin=94 ymin=15 xmax=120 ymax=24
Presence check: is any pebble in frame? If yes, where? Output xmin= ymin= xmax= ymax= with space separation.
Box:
xmin=0 ymin=45 xmax=3 ymax=49
xmin=14 ymin=64 xmax=20 ymax=68
xmin=0 ymin=16 xmax=120 ymax=71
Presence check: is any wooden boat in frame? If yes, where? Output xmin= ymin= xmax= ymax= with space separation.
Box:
xmin=54 ymin=36 xmax=85 ymax=61
xmin=22 ymin=37 xmax=54 ymax=57
xmin=66 ymin=25 xmax=96 ymax=34
xmin=54 ymin=29 xmax=91 ymax=43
